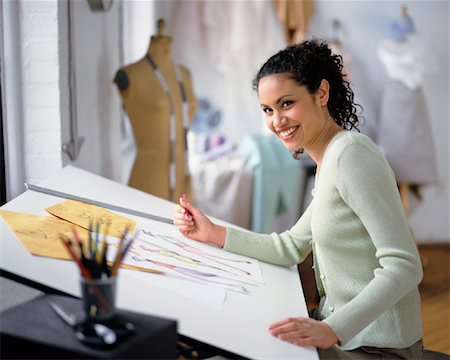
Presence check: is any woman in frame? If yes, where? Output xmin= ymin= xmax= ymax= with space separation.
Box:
xmin=174 ymin=40 xmax=423 ymax=359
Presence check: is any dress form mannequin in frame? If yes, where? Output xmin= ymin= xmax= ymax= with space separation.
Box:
xmin=377 ymin=6 xmax=438 ymax=217
xmin=114 ymin=19 xmax=197 ymax=202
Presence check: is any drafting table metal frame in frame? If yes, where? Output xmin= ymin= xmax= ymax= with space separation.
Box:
xmin=0 ymin=165 xmax=318 ymax=359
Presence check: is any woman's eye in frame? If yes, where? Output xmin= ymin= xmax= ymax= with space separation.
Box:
xmin=262 ymin=107 xmax=272 ymax=114
xmin=282 ymin=100 xmax=293 ymax=108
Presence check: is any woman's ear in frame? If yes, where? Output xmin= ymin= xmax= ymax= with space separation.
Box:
xmin=315 ymin=79 xmax=330 ymax=106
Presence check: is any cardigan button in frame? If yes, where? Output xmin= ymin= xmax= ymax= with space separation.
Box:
xmin=320 ymin=274 xmax=325 ymax=280
xmin=328 ymin=305 xmax=334 ymax=312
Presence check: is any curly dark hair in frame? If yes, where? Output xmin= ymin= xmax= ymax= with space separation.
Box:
xmin=252 ymin=39 xmax=361 ymax=131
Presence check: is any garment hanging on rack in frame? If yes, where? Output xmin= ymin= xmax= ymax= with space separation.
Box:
xmin=191 ymin=154 xmax=253 ymax=229
xmin=274 ymin=0 xmax=315 ymax=44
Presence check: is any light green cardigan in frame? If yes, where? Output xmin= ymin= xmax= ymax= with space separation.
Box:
xmin=224 ymin=131 xmax=423 ymax=350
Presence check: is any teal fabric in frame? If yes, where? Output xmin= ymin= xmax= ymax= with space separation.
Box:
xmin=237 ymin=134 xmax=301 ymax=233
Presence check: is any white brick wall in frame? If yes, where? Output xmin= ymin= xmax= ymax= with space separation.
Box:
xmin=19 ymin=0 xmax=62 ymax=185
xmin=3 ymin=0 xmax=123 ymax=199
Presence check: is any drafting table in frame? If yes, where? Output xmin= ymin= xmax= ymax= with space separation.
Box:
xmin=0 ymin=165 xmax=318 ymax=359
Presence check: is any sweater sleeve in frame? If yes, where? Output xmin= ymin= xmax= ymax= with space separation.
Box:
xmin=324 ymin=142 xmax=423 ymax=345
xmin=223 ymin=202 xmax=314 ymax=266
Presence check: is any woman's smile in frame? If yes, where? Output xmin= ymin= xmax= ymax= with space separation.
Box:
xmin=278 ymin=125 xmax=299 ymax=140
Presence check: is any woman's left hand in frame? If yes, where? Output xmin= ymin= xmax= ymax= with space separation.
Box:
xmin=268 ymin=316 xmax=339 ymax=349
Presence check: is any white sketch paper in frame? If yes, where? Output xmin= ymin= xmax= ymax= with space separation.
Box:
xmin=102 ymin=218 xmax=263 ymax=295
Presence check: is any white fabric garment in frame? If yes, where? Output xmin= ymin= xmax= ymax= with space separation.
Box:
xmin=170 ymin=0 xmax=286 ymax=146
xmin=377 ymin=35 xmax=438 ymax=91
xmin=191 ymin=154 xmax=253 ymax=229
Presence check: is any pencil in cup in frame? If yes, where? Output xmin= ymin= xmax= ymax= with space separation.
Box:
xmin=60 ymin=224 xmax=136 ymax=321
xmin=59 ymin=234 xmax=114 ymax=320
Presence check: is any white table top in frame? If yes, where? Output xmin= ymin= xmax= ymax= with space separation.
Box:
xmin=0 ymin=165 xmax=318 ymax=359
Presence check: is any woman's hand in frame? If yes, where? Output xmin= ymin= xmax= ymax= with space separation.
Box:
xmin=269 ymin=316 xmax=339 ymax=349
xmin=173 ymin=194 xmax=226 ymax=247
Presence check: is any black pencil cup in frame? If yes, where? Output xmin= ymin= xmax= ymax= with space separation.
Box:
xmin=80 ymin=277 xmax=117 ymax=322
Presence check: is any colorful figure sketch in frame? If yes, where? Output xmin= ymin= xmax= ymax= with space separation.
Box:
xmin=139 ymin=230 xmax=261 ymax=284
xmin=144 ymin=230 xmax=252 ymax=266
xmin=101 ymin=222 xmax=264 ymax=294
xmin=130 ymin=255 xmax=249 ymax=294
xmin=129 ymin=215 xmax=262 ymax=283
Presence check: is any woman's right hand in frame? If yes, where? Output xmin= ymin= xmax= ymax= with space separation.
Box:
xmin=173 ymin=194 xmax=226 ymax=247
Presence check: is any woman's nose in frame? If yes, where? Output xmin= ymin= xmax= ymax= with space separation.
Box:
xmin=273 ymin=112 xmax=287 ymax=128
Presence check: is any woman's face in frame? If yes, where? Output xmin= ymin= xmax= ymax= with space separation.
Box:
xmin=258 ymin=73 xmax=329 ymax=152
